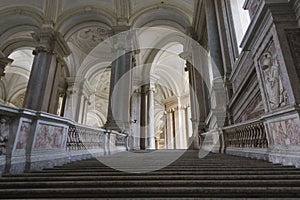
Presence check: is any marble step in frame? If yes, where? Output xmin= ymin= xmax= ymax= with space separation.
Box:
xmin=1 ymin=187 xmax=300 ymax=198
xmin=2 ymin=179 xmax=300 ymax=189
xmin=1 ymin=152 xmax=300 ymax=198
xmin=43 ymin=167 xmax=297 ymax=172
xmin=4 ymin=170 xmax=300 ymax=177
xmin=2 ymin=174 xmax=300 ymax=182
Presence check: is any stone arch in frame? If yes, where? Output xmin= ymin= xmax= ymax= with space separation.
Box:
xmin=2 ymin=48 xmax=34 ymax=107
xmin=0 ymin=7 xmax=43 ymax=43
xmin=1 ymin=38 xmax=36 ymax=57
xmin=56 ymin=8 xmax=115 ymax=40
xmin=86 ymin=110 xmax=107 ymax=127
xmin=131 ymin=5 xmax=191 ymax=31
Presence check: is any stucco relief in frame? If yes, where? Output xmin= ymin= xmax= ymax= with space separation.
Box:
xmin=260 ymin=42 xmax=288 ymax=110
xmin=269 ymin=118 xmax=300 ymax=146
xmin=16 ymin=122 xmax=31 ymax=150
xmin=34 ymin=124 xmax=64 ymax=149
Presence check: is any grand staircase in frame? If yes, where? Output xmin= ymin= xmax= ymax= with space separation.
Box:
xmin=1 ymin=150 xmax=300 ymax=198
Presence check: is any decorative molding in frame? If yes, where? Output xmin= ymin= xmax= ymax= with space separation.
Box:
xmin=32 ymin=28 xmax=71 ymax=58
xmin=243 ymin=0 xmax=261 ymax=19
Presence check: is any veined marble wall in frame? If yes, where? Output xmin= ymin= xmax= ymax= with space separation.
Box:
xmin=34 ymin=124 xmax=65 ymax=149
xmin=16 ymin=122 xmax=30 ymax=150
xmin=268 ymin=115 xmax=300 ymax=146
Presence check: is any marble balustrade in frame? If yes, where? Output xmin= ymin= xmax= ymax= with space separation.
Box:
xmin=0 ymin=105 xmax=128 ymax=175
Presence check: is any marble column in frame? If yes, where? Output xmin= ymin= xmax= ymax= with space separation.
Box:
xmin=147 ymin=85 xmax=155 ymax=150
xmin=63 ymin=78 xmax=92 ymax=123
xmin=140 ymin=85 xmax=148 ymax=150
xmin=186 ymin=106 xmax=193 ymax=138
xmin=205 ymin=0 xmax=227 ymax=130
xmin=205 ymin=0 xmax=224 ymax=78
xmin=166 ymin=110 xmax=174 ymax=149
xmin=130 ymin=89 xmax=141 ymax=150
xmin=64 ymin=77 xmax=80 ymax=121
xmin=23 ymin=28 xmax=70 ymax=112
xmin=174 ymin=106 xmax=187 ymax=149
xmin=48 ymin=62 xmax=65 ymax=115
xmin=105 ymin=27 xmax=133 ymax=132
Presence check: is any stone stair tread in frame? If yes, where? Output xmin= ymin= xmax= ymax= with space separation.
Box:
xmin=1 ymin=152 xmax=300 ymax=198
xmin=1 ymin=179 xmax=300 ymax=189
xmin=2 ymin=174 xmax=300 ymax=182
xmin=1 ymin=187 xmax=300 ymax=198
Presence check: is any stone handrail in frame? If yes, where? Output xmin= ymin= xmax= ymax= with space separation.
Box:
xmin=0 ymin=105 xmax=129 ymax=174
xmin=223 ymin=120 xmax=268 ymax=149
xmin=67 ymin=123 xmax=128 ymax=152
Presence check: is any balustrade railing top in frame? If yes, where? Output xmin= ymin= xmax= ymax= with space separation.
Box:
xmin=67 ymin=123 xmax=128 ymax=152
xmin=223 ymin=120 xmax=268 ymax=149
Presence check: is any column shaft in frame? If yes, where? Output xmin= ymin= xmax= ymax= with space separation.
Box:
xmin=147 ymin=87 xmax=155 ymax=149
xmin=205 ymin=0 xmax=224 ymax=77
xmin=23 ymin=51 xmax=57 ymax=111
xmin=166 ymin=111 xmax=174 ymax=149
xmin=140 ymin=86 xmax=147 ymax=150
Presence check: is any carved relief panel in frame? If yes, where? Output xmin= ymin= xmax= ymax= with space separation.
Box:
xmin=34 ymin=124 xmax=65 ymax=150
xmin=259 ymin=41 xmax=288 ymax=110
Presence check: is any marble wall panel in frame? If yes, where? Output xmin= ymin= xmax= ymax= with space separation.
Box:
xmin=16 ymin=122 xmax=31 ymax=150
xmin=34 ymin=124 xmax=64 ymax=150
xmin=269 ymin=117 xmax=300 ymax=146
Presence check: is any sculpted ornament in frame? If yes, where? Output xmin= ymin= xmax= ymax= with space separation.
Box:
xmin=261 ymin=52 xmax=286 ymax=109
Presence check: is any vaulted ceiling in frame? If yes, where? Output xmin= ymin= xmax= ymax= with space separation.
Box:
xmin=0 ymin=0 xmax=196 ymax=130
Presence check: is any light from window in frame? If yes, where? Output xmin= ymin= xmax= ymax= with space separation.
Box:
xmin=230 ymin=0 xmax=250 ymax=52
